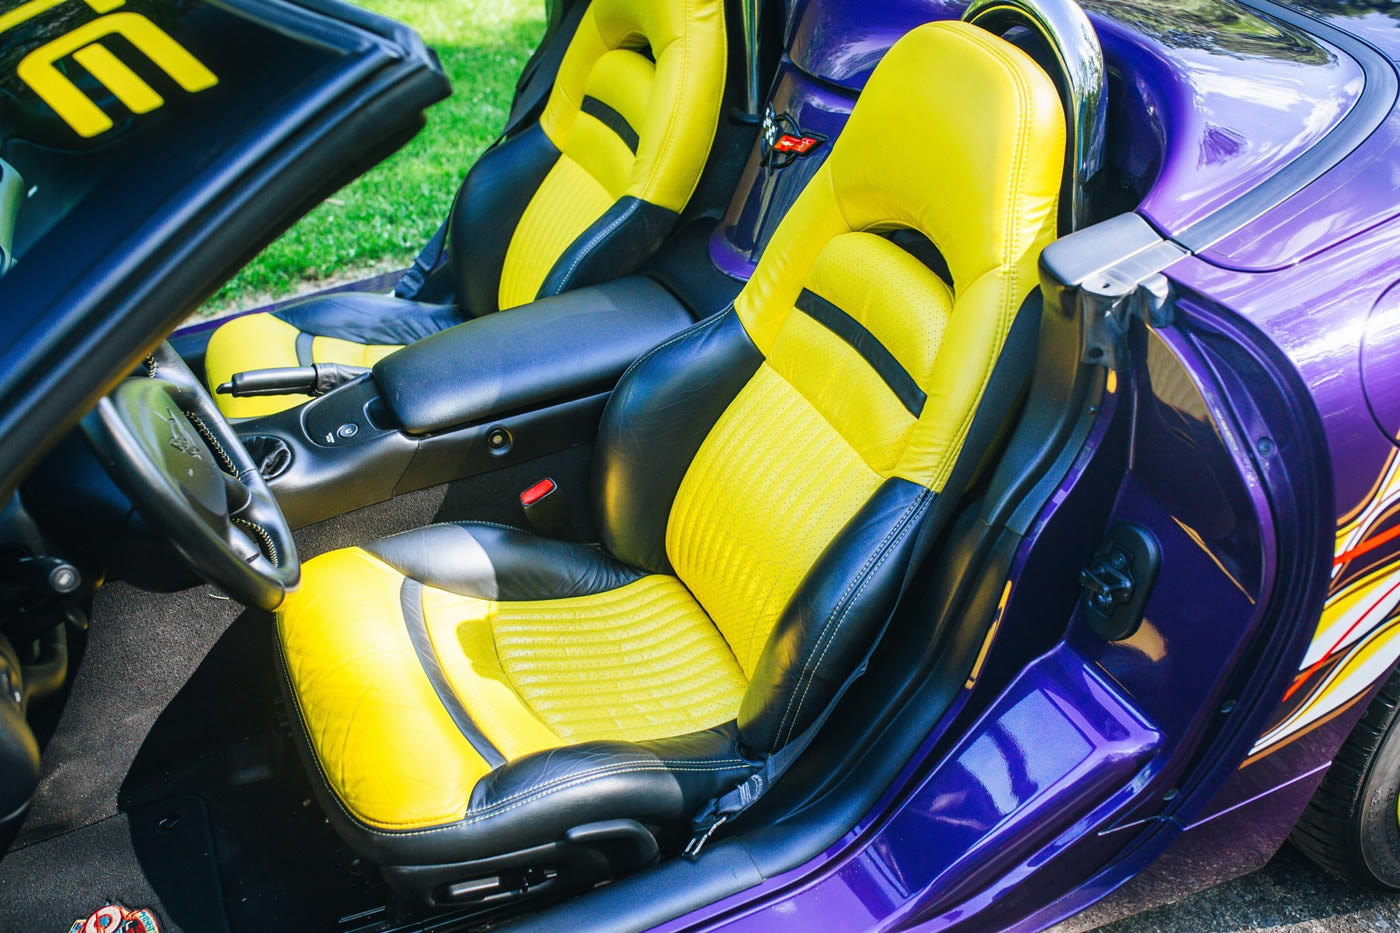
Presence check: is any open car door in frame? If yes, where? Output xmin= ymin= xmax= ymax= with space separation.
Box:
xmin=0 ymin=0 xmax=448 ymax=854
xmin=0 ymin=0 xmax=450 ymax=504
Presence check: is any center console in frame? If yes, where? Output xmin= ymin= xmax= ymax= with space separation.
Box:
xmin=233 ymin=276 xmax=693 ymax=528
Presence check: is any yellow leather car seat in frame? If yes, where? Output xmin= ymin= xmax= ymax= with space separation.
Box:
xmin=275 ymin=19 xmax=1064 ymax=893
xmin=205 ymin=0 xmax=727 ymax=417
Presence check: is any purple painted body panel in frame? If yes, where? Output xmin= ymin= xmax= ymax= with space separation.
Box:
xmin=686 ymin=0 xmax=1400 ymax=928
xmin=1316 ymin=7 xmax=1400 ymax=64
xmin=1200 ymin=107 xmax=1400 ymax=271
xmin=1083 ymin=0 xmax=1364 ymax=239
xmin=712 ymin=0 xmax=1366 ymax=279
xmin=786 ymin=0 xmax=960 ymax=90
xmin=660 ymin=649 xmax=1159 ymax=933
xmin=707 ymin=60 xmax=856 ymax=275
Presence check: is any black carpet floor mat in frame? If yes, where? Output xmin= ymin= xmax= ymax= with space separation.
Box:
xmin=0 ymin=488 xmax=457 ymax=932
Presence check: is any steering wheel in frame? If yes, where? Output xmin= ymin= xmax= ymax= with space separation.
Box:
xmin=81 ymin=343 xmax=299 ymax=610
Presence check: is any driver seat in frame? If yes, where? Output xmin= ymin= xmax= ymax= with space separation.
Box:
xmin=275 ymin=20 xmax=1064 ymax=906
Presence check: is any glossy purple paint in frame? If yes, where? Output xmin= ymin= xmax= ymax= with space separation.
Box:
xmin=785 ymin=0 xmax=959 ymax=90
xmin=712 ymin=0 xmax=1364 ymax=284
xmin=655 ymin=649 xmax=1160 ymax=933
xmin=1200 ymin=107 xmax=1400 ymax=271
xmin=729 ymin=649 xmax=1159 ymax=933
xmin=708 ymin=60 xmax=855 ymax=276
xmin=1082 ymin=0 xmax=1365 ymax=238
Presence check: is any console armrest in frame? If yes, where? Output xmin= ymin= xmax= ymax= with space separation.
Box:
xmin=372 ymin=276 xmax=693 ymax=436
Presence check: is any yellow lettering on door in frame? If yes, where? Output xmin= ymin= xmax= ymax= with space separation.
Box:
xmin=17 ymin=10 xmax=217 ymax=138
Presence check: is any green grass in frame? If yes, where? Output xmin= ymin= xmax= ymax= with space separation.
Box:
xmin=198 ymin=0 xmax=546 ymax=316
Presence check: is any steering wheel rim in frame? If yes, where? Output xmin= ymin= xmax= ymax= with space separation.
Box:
xmin=81 ymin=343 xmax=299 ymax=609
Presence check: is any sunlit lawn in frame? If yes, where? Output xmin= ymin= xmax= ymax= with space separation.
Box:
xmin=198 ymin=0 xmax=545 ymax=315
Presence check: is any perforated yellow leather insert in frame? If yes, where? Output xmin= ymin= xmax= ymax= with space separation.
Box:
xmin=499 ymin=0 xmax=726 ymax=308
xmin=769 ymin=232 xmax=954 ymax=475
xmin=667 ymin=366 xmax=882 ymax=675
xmin=541 ymin=0 xmax=726 ymax=213
xmin=497 ymin=154 xmax=614 ymax=309
xmin=278 ymin=549 xmax=751 ymax=829
xmin=277 ymin=549 xmax=493 ymax=830
xmin=733 ymin=21 xmax=1064 ymax=491
xmin=424 ymin=575 xmax=747 ymax=743
xmin=669 ymin=22 xmax=1062 ymax=673
xmin=567 ymin=49 xmax=653 ymax=198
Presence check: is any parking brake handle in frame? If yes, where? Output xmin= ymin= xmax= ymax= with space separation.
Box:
xmin=216 ymin=363 xmax=369 ymax=399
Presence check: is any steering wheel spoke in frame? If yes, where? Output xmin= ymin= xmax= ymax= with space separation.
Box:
xmin=81 ymin=343 xmax=300 ymax=609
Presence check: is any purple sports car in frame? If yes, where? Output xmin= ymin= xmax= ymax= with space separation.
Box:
xmin=1 ymin=0 xmax=1398 ymax=929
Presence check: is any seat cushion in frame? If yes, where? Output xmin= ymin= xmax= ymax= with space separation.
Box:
xmin=277 ymin=523 xmax=748 ymax=837
xmin=205 ymin=292 xmax=463 ymax=418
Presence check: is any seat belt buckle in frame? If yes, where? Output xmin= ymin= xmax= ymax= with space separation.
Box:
xmin=683 ymin=814 xmax=726 ymax=860
xmin=520 ymin=477 xmax=568 ymax=536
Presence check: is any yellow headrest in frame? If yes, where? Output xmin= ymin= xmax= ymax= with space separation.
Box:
xmin=734 ymin=20 xmax=1065 ymax=491
xmin=738 ymin=20 xmax=1064 ymax=337
xmin=539 ymin=0 xmax=727 ymax=212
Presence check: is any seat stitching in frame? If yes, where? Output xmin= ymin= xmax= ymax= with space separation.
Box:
xmin=460 ymin=763 xmax=749 ymax=825
xmin=638 ymin=0 xmax=690 ymax=199
xmin=468 ymin=757 xmax=750 ymax=812
xmin=778 ymin=487 xmax=929 ymax=739
xmin=279 ymin=638 xmax=749 ymax=834
xmin=612 ymin=308 xmax=731 ymax=391
xmin=550 ymin=197 xmax=641 ymax=295
xmin=782 ymin=492 xmax=930 ymax=744
xmin=771 ymin=492 xmax=922 ymax=743
xmin=930 ymin=26 xmax=1038 ymax=490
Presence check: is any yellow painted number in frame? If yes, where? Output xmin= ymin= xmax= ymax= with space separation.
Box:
xmin=8 ymin=0 xmax=217 ymax=138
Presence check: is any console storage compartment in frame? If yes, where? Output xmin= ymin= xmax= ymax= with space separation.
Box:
xmin=376 ymin=276 xmax=691 ymax=435
xmin=233 ymin=276 xmax=694 ymax=527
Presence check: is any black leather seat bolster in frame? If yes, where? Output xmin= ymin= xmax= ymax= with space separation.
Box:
xmin=448 ymin=123 xmax=562 ymax=317
xmin=537 ymin=196 xmax=680 ymax=299
xmin=739 ymin=478 xmax=935 ymax=753
xmin=364 ymin=521 xmax=646 ymax=601
xmin=275 ymin=658 xmax=754 ymax=867
xmin=462 ymin=725 xmax=753 ymax=851
xmin=372 ymin=276 xmax=693 ymax=436
xmin=594 ymin=308 xmax=763 ymax=575
xmin=271 ymin=292 xmax=464 ymax=351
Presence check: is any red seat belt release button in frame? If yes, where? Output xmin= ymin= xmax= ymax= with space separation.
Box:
xmin=520 ymin=478 xmax=557 ymax=507
xmin=520 ymin=477 xmax=568 ymax=536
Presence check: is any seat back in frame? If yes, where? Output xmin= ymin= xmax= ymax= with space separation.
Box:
xmin=595 ymin=20 xmax=1065 ymax=753
xmin=447 ymin=0 xmax=726 ymax=317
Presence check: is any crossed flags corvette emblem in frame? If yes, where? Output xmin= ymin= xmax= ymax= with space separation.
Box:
xmin=68 ymin=903 xmax=160 ymax=933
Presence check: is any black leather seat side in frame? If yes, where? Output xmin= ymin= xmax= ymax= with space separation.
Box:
xmin=593 ymin=309 xmax=763 ymax=575
xmin=448 ymin=124 xmax=564 ymax=318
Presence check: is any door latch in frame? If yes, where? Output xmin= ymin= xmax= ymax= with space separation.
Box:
xmin=1078 ymin=523 xmax=1160 ymax=641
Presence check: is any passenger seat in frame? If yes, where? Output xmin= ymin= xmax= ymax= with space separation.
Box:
xmin=206 ymin=0 xmax=727 ymax=417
